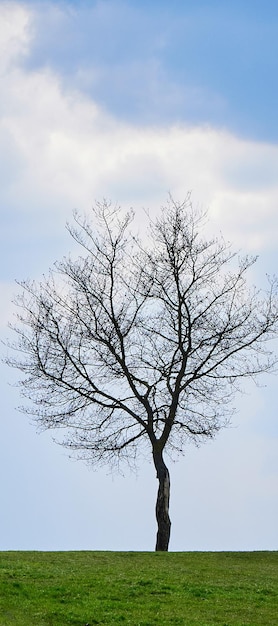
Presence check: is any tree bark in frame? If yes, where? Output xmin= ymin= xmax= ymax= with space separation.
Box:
xmin=153 ymin=448 xmax=171 ymax=551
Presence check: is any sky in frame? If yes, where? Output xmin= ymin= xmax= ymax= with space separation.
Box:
xmin=1 ymin=0 xmax=278 ymax=552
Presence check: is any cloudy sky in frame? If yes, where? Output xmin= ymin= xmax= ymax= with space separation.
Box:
xmin=1 ymin=0 xmax=278 ymax=552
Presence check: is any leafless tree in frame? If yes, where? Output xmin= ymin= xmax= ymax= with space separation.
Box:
xmin=7 ymin=196 xmax=278 ymax=550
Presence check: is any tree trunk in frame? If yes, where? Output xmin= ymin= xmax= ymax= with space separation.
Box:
xmin=153 ymin=448 xmax=171 ymax=551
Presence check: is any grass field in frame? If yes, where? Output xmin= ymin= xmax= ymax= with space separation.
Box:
xmin=0 ymin=551 xmax=277 ymax=625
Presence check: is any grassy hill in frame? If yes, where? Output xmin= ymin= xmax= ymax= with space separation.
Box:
xmin=0 ymin=551 xmax=277 ymax=625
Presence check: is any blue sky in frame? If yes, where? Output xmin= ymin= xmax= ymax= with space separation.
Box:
xmin=20 ymin=0 xmax=278 ymax=138
xmin=1 ymin=0 xmax=278 ymax=551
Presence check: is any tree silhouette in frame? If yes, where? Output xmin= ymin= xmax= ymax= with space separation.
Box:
xmin=8 ymin=197 xmax=278 ymax=550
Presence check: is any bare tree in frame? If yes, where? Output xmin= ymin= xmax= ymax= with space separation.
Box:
xmin=7 ymin=197 xmax=278 ymax=551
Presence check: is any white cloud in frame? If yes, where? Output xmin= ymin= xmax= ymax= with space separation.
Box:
xmin=1 ymin=2 xmax=278 ymax=254
xmin=0 ymin=2 xmax=31 ymax=71
xmin=0 ymin=3 xmax=278 ymax=252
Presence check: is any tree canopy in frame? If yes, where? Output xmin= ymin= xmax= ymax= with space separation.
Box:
xmin=8 ymin=196 xmax=278 ymax=550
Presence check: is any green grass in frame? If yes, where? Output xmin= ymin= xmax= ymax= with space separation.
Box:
xmin=0 ymin=551 xmax=277 ymax=625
